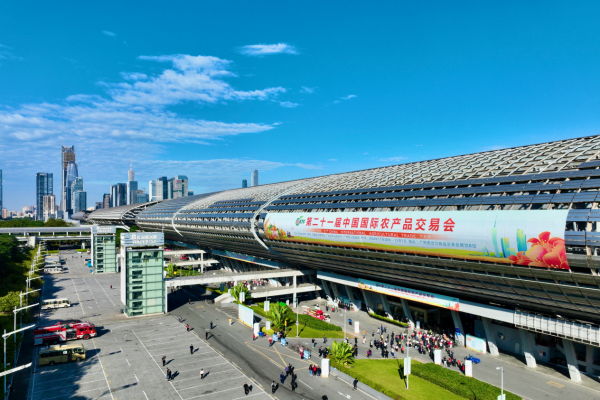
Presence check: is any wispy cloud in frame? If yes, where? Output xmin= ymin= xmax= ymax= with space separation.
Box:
xmin=280 ymin=101 xmax=299 ymax=108
xmin=416 ymin=144 xmax=423 ymax=147
xmin=102 ymin=31 xmax=116 ymax=37
xmin=238 ymin=43 xmax=298 ymax=56
xmin=332 ymin=94 xmax=357 ymax=104
xmin=379 ymin=156 xmax=408 ymax=162
xmin=328 ymin=159 xmax=338 ymax=162
xmin=300 ymin=86 xmax=316 ymax=94
xmin=0 ymin=44 xmax=22 ymax=62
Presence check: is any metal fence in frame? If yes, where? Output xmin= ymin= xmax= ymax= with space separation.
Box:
xmin=514 ymin=310 xmax=600 ymax=346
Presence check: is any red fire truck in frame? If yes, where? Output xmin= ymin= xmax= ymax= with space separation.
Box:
xmin=34 ymin=321 xmax=97 ymax=345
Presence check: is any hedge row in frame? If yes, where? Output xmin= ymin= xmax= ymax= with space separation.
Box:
xmin=411 ymin=363 xmax=520 ymax=400
xmin=330 ymin=360 xmax=405 ymax=400
xmin=253 ymin=303 xmax=341 ymax=331
xmin=368 ymin=312 xmax=409 ymax=328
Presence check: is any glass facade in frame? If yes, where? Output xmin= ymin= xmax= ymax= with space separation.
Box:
xmin=73 ymin=191 xmax=87 ymax=213
xmin=93 ymin=235 xmax=116 ymax=273
xmin=123 ymin=248 xmax=165 ymax=316
xmin=36 ymin=172 xmax=53 ymax=220
xmin=65 ymin=161 xmax=78 ymax=216
xmin=127 ymin=181 xmax=138 ymax=205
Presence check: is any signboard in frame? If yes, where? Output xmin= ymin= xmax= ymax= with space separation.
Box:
xmin=91 ymin=225 xmax=116 ymax=234
xmin=264 ymin=210 xmax=569 ymax=270
xmin=238 ymin=303 xmax=254 ymax=327
xmin=321 ymin=358 xmax=330 ymax=377
xmin=466 ymin=334 xmax=487 ymax=354
xmin=464 ymin=360 xmax=473 ymax=377
xmin=121 ymin=232 xmax=164 ymax=247
xmin=264 ymin=301 xmax=270 ymax=312
xmin=266 ymin=321 xmax=271 ymax=331
xmin=358 ymin=278 xmax=460 ymax=311
xmin=354 ymin=321 xmax=360 ymax=334
xmin=404 ymin=357 xmax=411 ymax=375
xmin=225 ymin=251 xmax=255 ymax=264
xmin=434 ymin=349 xmax=442 ymax=365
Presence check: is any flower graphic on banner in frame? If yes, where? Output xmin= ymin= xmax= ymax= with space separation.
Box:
xmin=508 ymin=231 xmax=568 ymax=270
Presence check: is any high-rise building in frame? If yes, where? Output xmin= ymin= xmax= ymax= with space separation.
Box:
xmin=73 ymin=191 xmax=87 ymax=213
xmin=188 ymin=191 xmax=194 ymax=196
xmin=95 ymin=202 xmax=103 ymax=209
xmin=136 ymin=191 xmax=149 ymax=203
xmin=70 ymin=176 xmax=83 ymax=211
xmin=170 ymin=175 xmax=188 ymax=199
xmin=251 ymin=170 xmax=258 ymax=187
xmin=0 ymin=169 xmax=3 ymax=215
xmin=1 ymin=209 xmax=7 ymax=219
xmin=127 ymin=160 xmax=138 ymax=205
xmin=65 ymin=161 xmax=78 ymax=217
xmin=111 ymin=183 xmax=127 ymax=207
xmin=150 ymin=177 xmax=168 ymax=201
xmin=103 ymin=193 xmax=111 ymax=209
xmin=36 ymin=172 xmax=53 ymax=220
xmin=149 ymin=180 xmax=155 ymax=201
xmin=242 ymin=179 xmax=247 ymax=188
xmin=61 ymin=146 xmax=75 ymax=212
xmin=43 ymin=195 xmax=56 ymax=221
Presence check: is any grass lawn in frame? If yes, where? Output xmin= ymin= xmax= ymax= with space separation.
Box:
xmin=286 ymin=324 xmax=347 ymax=339
xmin=341 ymin=359 xmax=464 ymax=400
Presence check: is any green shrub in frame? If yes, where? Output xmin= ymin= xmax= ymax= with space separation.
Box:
xmin=297 ymin=314 xmax=342 ymax=331
xmin=411 ymin=363 xmax=520 ymax=400
xmin=330 ymin=360 xmax=405 ymax=400
xmin=368 ymin=312 xmax=408 ymax=328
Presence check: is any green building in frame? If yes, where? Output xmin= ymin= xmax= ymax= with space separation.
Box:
xmin=120 ymin=232 xmax=165 ymax=317
xmin=91 ymin=225 xmax=117 ymax=273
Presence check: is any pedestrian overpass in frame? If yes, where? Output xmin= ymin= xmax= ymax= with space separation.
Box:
xmin=165 ymin=268 xmax=315 ymax=288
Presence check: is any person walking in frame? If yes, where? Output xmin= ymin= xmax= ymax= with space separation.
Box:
xmin=189 ymin=299 xmax=191 ymax=304
xmin=162 ymin=355 xmax=166 ymax=366
xmin=200 ymin=369 xmax=205 ymax=379
xmin=280 ymin=372 xmax=285 ymax=384
xmin=190 ymin=344 xmax=194 ymax=355
xmin=210 ymin=321 xmax=213 ymax=329
xmin=323 ymin=334 xmax=327 ymax=344
xmin=291 ymin=381 xmax=297 ymax=392
xmin=167 ymin=368 xmax=172 ymax=381
xmin=110 ymin=285 xmax=112 ymax=289
xmin=322 ymin=395 xmax=328 ymax=400
xmin=312 ymin=338 xmax=316 ymax=348
xmin=285 ymin=365 xmax=290 ymax=376
xmin=243 ymin=383 xmax=249 ymax=395
xmin=186 ymin=324 xmax=190 ymax=332
xmin=269 ymin=336 xmax=273 ymax=347
xmin=353 ymin=378 xmax=358 ymax=391
xmin=271 ymin=381 xmax=277 ymax=393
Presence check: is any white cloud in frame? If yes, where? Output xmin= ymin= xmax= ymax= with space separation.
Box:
xmin=416 ymin=144 xmax=423 ymax=147
xmin=328 ymin=159 xmax=338 ymax=162
xmin=341 ymin=94 xmax=357 ymax=100
xmin=0 ymin=44 xmax=22 ymax=62
xmin=102 ymin=31 xmax=116 ymax=37
xmin=379 ymin=156 xmax=408 ymax=162
xmin=280 ymin=101 xmax=299 ymax=108
xmin=238 ymin=43 xmax=298 ymax=56
xmin=300 ymin=86 xmax=316 ymax=94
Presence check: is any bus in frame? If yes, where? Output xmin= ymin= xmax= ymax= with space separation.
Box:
xmin=44 ymin=266 xmax=64 ymax=274
xmin=41 ymin=298 xmax=70 ymax=309
xmin=38 ymin=344 xmax=86 ymax=366
xmin=34 ymin=321 xmax=96 ymax=345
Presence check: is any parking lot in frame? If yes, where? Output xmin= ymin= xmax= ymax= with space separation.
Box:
xmin=27 ymin=251 xmax=270 ymax=400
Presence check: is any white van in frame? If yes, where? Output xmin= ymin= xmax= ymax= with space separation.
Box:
xmin=41 ymin=298 xmax=71 ymax=309
xmin=44 ymin=267 xmax=64 ymax=274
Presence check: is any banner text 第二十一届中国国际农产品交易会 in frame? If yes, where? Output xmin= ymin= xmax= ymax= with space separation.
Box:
xmin=263 ymin=210 xmax=570 ymax=270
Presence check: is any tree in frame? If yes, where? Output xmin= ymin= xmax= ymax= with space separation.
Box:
xmin=230 ymin=282 xmax=250 ymax=303
xmin=0 ymin=291 xmax=21 ymax=313
xmin=44 ymin=218 xmax=70 ymax=227
xmin=328 ymin=340 xmax=355 ymax=366
xmin=268 ymin=303 xmax=293 ymax=331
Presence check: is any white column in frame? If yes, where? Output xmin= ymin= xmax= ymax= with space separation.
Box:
xmin=401 ymin=299 xmax=414 ymax=328
xmin=379 ymin=293 xmax=394 ymax=320
xmin=330 ymin=282 xmax=341 ymax=300
xmin=201 ymin=252 xmax=204 ymax=273
xmin=518 ymin=329 xmax=537 ymax=368
xmin=293 ymin=275 xmax=297 ymax=306
xmin=562 ymin=339 xmax=582 ymax=382
xmin=451 ymin=311 xmax=465 ymax=346
xmin=360 ymin=289 xmax=375 ymax=313
xmin=481 ymin=317 xmax=499 ymax=356
xmin=321 ymin=279 xmax=334 ymax=301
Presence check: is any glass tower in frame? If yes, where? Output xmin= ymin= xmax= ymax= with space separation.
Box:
xmin=251 ymin=169 xmax=259 ymax=186
xmin=61 ymin=146 xmax=75 ymax=212
xmin=36 ymin=173 xmax=53 ymax=221
xmin=242 ymin=179 xmax=247 ymax=188
xmin=65 ymin=161 xmax=78 ymax=217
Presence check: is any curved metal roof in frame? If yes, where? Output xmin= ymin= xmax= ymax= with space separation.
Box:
xmin=87 ymin=201 xmax=160 ymax=225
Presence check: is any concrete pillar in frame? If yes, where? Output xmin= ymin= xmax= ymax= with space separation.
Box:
xmin=562 ymin=339 xmax=582 ymax=382
xmin=401 ymin=299 xmax=414 ymax=328
xmin=360 ymin=289 xmax=374 ymax=313
xmin=330 ymin=282 xmax=341 ymax=301
xmin=518 ymin=329 xmax=537 ymax=368
xmin=451 ymin=311 xmax=465 ymax=346
xmin=344 ymin=285 xmax=357 ymax=309
xmin=379 ymin=293 xmax=394 ymax=319
xmin=321 ymin=279 xmax=334 ymax=301
xmin=201 ymin=253 xmax=204 ymax=273
xmin=293 ymin=275 xmax=297 ymax=306
xmin=481 ymin=317 xmax=499 ymax=356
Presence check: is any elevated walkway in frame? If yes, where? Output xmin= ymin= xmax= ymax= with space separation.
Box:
xmin=515 ymin=310 xmax=600 ymax=346
xmin=1 ymin=227 xmax=91 ymax=235
xmin=165 ymin=268 xmax=314 ymax=288
xmin=249 ymin=283 xmax=321 ymax=298
xmin=164 ymin=249 xmax=206 ymax=256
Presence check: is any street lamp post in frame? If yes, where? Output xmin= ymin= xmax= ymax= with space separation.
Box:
xmin=496 ymin=367 xmax=504 ymax=400
xmin=19 ymin=289 xmax=41 ymax=332
xmin=3 ymin=325 xmax=35 ymax=396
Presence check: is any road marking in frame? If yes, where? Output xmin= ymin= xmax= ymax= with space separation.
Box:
xmin=33 ymin=378 xmax=106 ymax=393
xmin=143 ymin=391 xmax=149 ymax=400
xmin=547 ymin=381 xmax=565 ymax=388
xmin=92 ymin=338 xmax=114 ymax=400
xmin=126 ymin=359 xmax=130 ymax=366
xmin=95 ymin=277 xmax=116 ymax=306
xmin=133 ymin=373 xmax=139 ymax=382
xmin=71 ymin=278 xmax=85 ymax=315
xmin=178 ymin=376 xmax=244 ymax=391
xmin=533 ymin=387 xmax=557 ymax=397
xmin=298 ymin=379 xmax=312 ymax=390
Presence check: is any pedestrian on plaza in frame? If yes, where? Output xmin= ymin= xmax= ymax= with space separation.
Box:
xmin=313 ymin=365 xmax=317 ymax=376
xmin=200 ymin=369 xmax=205 ymax=379
xmin=110 ymin=285 xmax=112 ymax=289
xmin=369 ymin=340 xmax=373 ymax=348
xmin=312 ymin=338 xmax=316 ymax=347
xmin=354 ymin=337 xmax=357 ymax=345
xmin=322 ymin=395 xmax=328 ymax=400
xmin=280 ymin=372 xmax=285 ymax=384
xmin=206 ymin=330 xmax=209 ymax=340
xmin=309 ymin=364 xmax=313 ymax=376
xmin=178 ymin=316 xmax=182 ymax=323
xmin=372 ymin=330 xmax=374 ymax=337
xmin=318 ymin=346 xmax=323 ymax=357
xmin=291 ymin=381 xmax=297 ymax=391
xmin=323 ymin=334 xmax=327 ymax=343
xmin=269 ymin=336 xmax=273 ymax=347
xmin=190 ymin=344 xmax=194 ymax=355
xmin=162 ymin=355 xmax=166 ymax=366
xmin=285 ymin=365 xmax=290 ymax=376
xmin=167 ymin=368 xmax=172 ymax=381
xmin=243 ymin=382 xmax=249 ymax=395
xmin=353 ymin=378 xmax=358 ymax=390
xmin=363 ymin=336 xmax=366 ymax=345
xmin=189 ymin=299 xmax=191 ymax=304
xmin=317 ymin=366 xmax=321 ymax=376
xmin=271 ymin=381 xmax=277 ymax=393
xmin=187 ymin=324 xmax=190 ymax=332
xmin=210 ymin=321 xmax=213 ymax=329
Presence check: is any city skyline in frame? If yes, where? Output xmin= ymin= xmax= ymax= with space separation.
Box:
xmin=3 ymin=3 xmax=600 ymax=210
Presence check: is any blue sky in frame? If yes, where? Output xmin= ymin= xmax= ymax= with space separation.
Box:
xmin=2 ymin=1 xmax=600 ymax=210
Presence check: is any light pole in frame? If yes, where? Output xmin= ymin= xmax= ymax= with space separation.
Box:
xmin=26 ymin=276 xmax=43 ymax=304
xmin=3 ymin=325 xmax=35 ymax=396
xmin=496 ymin=367 xmax=504 ymax=400
xmin=19 ymin=290 xmax=41 ymax=331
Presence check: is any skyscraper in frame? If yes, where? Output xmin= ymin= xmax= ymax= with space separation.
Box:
xmin=151 ymin=177 xmax=168 ymax=200
xmin=0 ymin=169 xmax=3 ymax=215
xmin=65 ymin=161 xmax=78 ymax=217
xmin=36 ymin=173 xmax=53 ymax=220
xmin=127 ymin=160 xmax=138 ymax=205
xmin=242 ymin=179 xmax=247 ymax=188
xmin=136 ymin=189 xmax=149 ymax=203
xmin=251 ymin=170 xmax=259 ymax=187
xmin=61 ymin=146 xmax=75 ymax=212
xmin=103 ymin=193 xmax=111 ymax=209
xmin=170 ymin=175 xmax=188 ymax=198
xmin=73 ymin=191 xmax=87 ymax=213
xmin=95 ymin=202 xmax=103 ymax=209
xmin=114 ymin=183 xmax=127 ymax=206
xmin=43 ymin=195 xmax=56 ymax=221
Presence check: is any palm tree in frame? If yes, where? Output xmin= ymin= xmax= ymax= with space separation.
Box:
xmin=268 ymin=303 xmax=292 ymax=330
xmin=231 ymin=282 xmax=251 ymax=303
xmin=328 ymin=340 xmax=354 ymax=366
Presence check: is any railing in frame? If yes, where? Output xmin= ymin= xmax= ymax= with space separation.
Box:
xmin=515 ymin=310 xmax=600 ymax=346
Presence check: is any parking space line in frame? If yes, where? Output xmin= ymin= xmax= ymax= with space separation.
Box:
xmin=162 ymin=356 xmax=225 ymax=368
xmin=36 ymin=371 xmax=103 ymax=383
xmin=43 ymin=386 xmax=108 ymax=400
xmin=34 ymin=378 xmax=107 ymax=393
xmin=178 ymin=376 xmax=244 ymax=391
xmin=183 ymin=386 xmax=240 ymax=399
xmin=71 ymin=278 xmax=85 ymax=315
xmin=95 ymin=278 xmax=117 ymax=306
xmin=172 ymin=368 xmax=237 ymax=383
xmin=151 ymin=349 xmax=214 ymax=358
xmin=92 ymin=338 xmax=114 ymax=400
